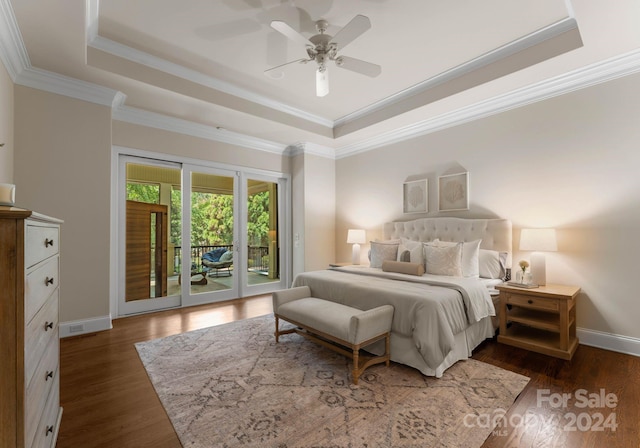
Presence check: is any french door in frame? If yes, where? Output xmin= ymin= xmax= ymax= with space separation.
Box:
xmin=117 ymin=154 xmax=287 ymax=316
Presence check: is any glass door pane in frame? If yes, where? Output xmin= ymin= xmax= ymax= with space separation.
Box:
xmin=183 ymin=168 xmax=238 ymax=305
xmin=119 ymin=159 xmax=182 ymax=315
xmin=246 ymin=179 xmax=280 ymax=287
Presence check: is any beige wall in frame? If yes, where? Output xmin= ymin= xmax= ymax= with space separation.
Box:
xmin=14 ymin=86 xmax=112 ymax=322
xmin=0 ymin=61 xmax=13 ymax=183
xmin=290 ymin=151 xmax=336 ymax=276
xmin=13 ymin=89 xmax=291 ymax=324
xmin=303 ymin=153 xmax=335 ymax=272
xmin=336 ymin=72 xmax=640 ymax=341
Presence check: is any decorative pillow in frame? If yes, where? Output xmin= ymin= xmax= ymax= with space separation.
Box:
xmin=431 ymin=239 xmax=481 ymax=278
xmin=479 ymin=249 xmax=508 ymax=279
xmin=398 ymin=250 xmax=411 ymax=262
xmin=369 ymin=241 xmax=399 ymax=268
xmin=397 ymin=238 xmax=425 ymax=265
xmin=424 ymin=242 xmax=463 ymax=276
xmin=382 ymin=260 xmax=425 ymax=276
xmin=219 ymin=250 xmax=234 ymax=262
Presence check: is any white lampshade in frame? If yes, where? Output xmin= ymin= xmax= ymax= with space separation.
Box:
xmin=519 ymin=228 xmax=557 ymax=286
xmin=519 ymin=228 xmax=558 ymax=252
xmin=347 ymin=229 xmax=366 ymax=265
xmin=347 ymin=229 xmax=366 ymax=244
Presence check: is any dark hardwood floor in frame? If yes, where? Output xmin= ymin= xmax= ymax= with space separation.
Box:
xmin=58 ymin=295 xmax=640 ymax=448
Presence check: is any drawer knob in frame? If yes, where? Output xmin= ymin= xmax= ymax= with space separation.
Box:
xmin=46 ymin=425 xmax=54 ymax=436
xmin=45 ymin=238 xmax=54 ymax=248
xmin=44 ymin=321 xmax=54 ymax=331
xmin=45 ymin=276 xmax=54 ymax=286
xmin=46 ymin=370 xmax=54 ymax=381
xmin=527 ymin=299 xmax=534 ymax=304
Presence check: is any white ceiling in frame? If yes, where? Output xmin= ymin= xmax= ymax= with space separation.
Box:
xmin=7 ymin=0 xmax=640 ymax=154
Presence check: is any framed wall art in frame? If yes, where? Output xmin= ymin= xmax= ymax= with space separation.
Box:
xmin=403 ymin=179 xmax=428 ymax=213
xmin=438 ymin=172 xmax=469 ymax=211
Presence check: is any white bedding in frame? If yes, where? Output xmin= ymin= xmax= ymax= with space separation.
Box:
xmin=291 ymin=266 xmax=497 ymax=377
xmin=290 ymin=217 xmax=511 ymax=377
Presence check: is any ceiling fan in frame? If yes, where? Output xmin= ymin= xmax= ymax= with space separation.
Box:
xmin=265 ymin=15 xmax=382 ymax=97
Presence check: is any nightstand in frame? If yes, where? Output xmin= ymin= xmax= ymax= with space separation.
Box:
xmin=496 ymin=283 xmax=580 ymax=360
xmin=329 ymin=262 xmax=352 ymax=267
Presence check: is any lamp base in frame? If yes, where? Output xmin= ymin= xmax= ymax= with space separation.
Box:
xmin=351 ymin=243 xmax=361 ymax=265
xmin=530 ymin=252 xmax=547 ymax=286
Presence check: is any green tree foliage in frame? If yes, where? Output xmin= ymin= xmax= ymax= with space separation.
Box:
xmin=191 ymin=192 xmax=234 ymax=246
xmin=127 ymin=183 xmax=272 ymax=248
xmin=248 ymin=191 xmax=270 ymax=246
xmin=127 ymin=183 xmax=159 ymax=203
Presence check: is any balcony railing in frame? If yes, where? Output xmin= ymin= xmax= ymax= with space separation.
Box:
xmin=174 ymin=245 xmax=270 ymax=274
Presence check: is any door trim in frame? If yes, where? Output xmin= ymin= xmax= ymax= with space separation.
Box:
xmin=110 ymin=146 xmax=291 ymax=318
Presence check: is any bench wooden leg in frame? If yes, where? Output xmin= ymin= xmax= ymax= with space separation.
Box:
xmin=353 ymin=345 xmax=360 ymax=385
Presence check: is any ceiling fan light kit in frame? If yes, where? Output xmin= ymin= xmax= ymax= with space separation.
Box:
xmin=266 ymin=15 xmax=381 ymax=97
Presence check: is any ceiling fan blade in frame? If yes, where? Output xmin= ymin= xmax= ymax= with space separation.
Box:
xmin=335 ymin=56 xmax=381 ymax=77
xmin=270 ymin=20 xmax=313 ymax=48
xmin=264 ymin=58 xmax=309 ymax=78
xmin=330 ymin=15 xmax=371 ymax=51
xmin=316 ymin=68 xmax=329 ymax=97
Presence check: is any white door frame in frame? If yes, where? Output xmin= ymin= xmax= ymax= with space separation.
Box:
xmin=110 ymin=146 xmax=291 ymax=318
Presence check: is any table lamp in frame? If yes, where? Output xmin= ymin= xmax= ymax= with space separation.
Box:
xmin=347 ymin=229 xmax=366 ymax=265
xmin=519 ymin=228 xmax=557 ymax=286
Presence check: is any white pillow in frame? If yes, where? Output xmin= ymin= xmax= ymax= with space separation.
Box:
xmin=479 ymin=249 xmax=508 ymax=279
xmin=397 ymin=238 xmax=425 ymax=266
xmin=431 ymin=239 xmax=481 ymax=278
xmin=424 ymin=242 xmax=463 ymax=276
xmin=369 ymin=241 xmax=399 ymax=268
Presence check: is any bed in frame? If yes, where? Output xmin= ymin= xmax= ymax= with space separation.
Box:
xmin=291 ymin=217 xmax=512 ymax=377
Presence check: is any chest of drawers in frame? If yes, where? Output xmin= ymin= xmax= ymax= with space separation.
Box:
xmin=0 ymin=206 xmax=63 ymax=448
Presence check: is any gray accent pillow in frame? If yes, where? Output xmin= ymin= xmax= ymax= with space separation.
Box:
xmin=369 ymin=241 xmax=399 ymax=268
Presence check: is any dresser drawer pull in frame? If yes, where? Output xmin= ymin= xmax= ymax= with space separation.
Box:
xmin=44 ymin=321 xmax=54 ymax=331
xmin=45 ymin=370 xmax=54 ymax=381
xmin=527 ymin=299 xmax=534 ymax=304
xmin=46 ymin=425 xmax=54 ymax=436
xmin=45 ymin=238 xmax=55 ymax=248
xmin=45 ymin=276 xmax=55 ymax=286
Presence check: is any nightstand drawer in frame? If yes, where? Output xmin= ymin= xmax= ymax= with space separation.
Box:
xmin=506 ymin=293 xmax=559 ymax=312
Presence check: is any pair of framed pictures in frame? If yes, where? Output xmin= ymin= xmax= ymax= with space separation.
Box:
xmin=403 ymin=172 xmax=469 ymax=214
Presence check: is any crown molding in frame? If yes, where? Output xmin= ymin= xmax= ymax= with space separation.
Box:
xmin=335 ymin=47 xmax=640 ymax=159
xmin=0 ymin=0 xmax=29 ymax=80
xmin=15 ymin=67 xmax=120 ymax=107
xmin=286 ymin=142 xmax=336 ymax=159
xmin=113 ymin=105 xmax=289 ymax=155
xmin=89 ymin=35 xmax=334 ymax=129
xmin=334 ymin=16 xmax=579 ymax=129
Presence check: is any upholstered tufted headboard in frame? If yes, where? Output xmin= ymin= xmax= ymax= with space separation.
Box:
xmin=383 ymin=217 xmax=512 ymax=267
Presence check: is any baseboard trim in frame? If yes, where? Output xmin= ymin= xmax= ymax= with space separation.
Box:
xmin=60 ymin=315 xmax=113 ymax=338
xmin=577 ymin=327 xmax=640 ymax=357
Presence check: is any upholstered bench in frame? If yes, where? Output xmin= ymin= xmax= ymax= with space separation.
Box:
xmin=272 ymin=286 xmax=394 ymax=384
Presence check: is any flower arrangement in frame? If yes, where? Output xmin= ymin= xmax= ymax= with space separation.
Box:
xmin=518 ymin=260 xmax=530 ymax=283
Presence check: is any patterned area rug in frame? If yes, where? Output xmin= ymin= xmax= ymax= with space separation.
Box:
xmin=135 ymin=315 xmax=529 ymax=448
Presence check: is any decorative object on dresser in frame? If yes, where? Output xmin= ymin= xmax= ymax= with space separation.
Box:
xmin=0 ymin=183 xmax=16 ymax=206
xmin=519 ymin=228 xmax=557 ymax=286
xmin=403 ymin=178 xmax=428 ymax=213
xmin=0 ymin=206 xmax=63 ymax=448
xmin=496 ymin=283 xmax=580 ymax=360
xmin=346 ymin=228 xmax=366 ymax=265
